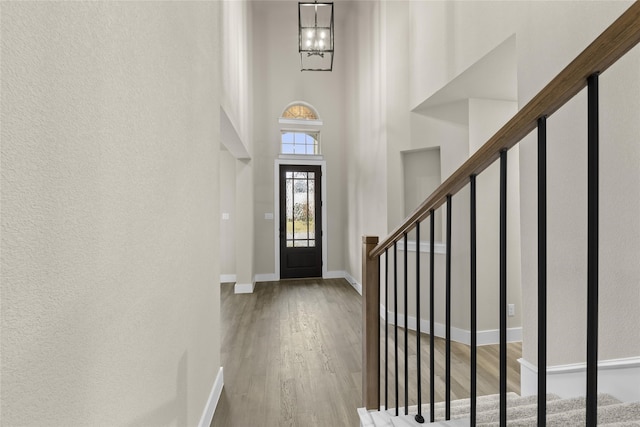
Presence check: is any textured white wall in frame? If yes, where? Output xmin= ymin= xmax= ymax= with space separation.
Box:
xmin=1 ymin=2 xmax=221 ymax=425
xmin=515 ymin=2 xmax=640 ymax=366
xmin=469 ymin=99 xmax=521 ymax=332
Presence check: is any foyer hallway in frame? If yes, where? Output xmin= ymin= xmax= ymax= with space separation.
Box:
xmin=211 ymin=279 xmax=521 ymax=426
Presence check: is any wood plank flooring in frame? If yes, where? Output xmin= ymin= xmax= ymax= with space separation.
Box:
xmin=211 ymin=279 xmax=362 ymax=427
xmin=210 ymin=278 xmax=521 ymax=427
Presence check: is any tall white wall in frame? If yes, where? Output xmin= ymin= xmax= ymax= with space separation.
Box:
xmin=1 ymin=2 xmax=221 ymax=425
xmin=343 ymin=0 xmax=388 ymax=283
xmin=251 ymin=1 xmax=347 ymax=278
xmin=222 ymin=0 xmax=252 ymax=147
xmin=221 ymin=1 xmax=254 ymax=288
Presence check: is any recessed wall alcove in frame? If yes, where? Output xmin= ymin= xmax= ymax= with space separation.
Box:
xmin=398 ymin=34 xmax=522 ymax=343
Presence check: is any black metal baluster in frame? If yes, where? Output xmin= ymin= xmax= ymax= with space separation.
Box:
xmin=385 ymin=248 xmax=389 ymax=412
xmin=378 ymin=254 xmax=382 ymax=410
xmin=415 ymin=222 xmax=425 ymax=423
xmin=500 ymin=150 xmax=508 ymax=426
xmin=470 ymin=175 xmax=477 ymax=426
xmin=394 ymin=242 xmax=399 ymax=416
xmin=445 ymin=195 xmax=452 ymax=420
xmin=404 ymin=233 xmax=409 ymax=416
xmin=538 ymin=116 xmax=547 ymax=426
xmin=586 ymin=72 xmax=599 ymax=427
xmin=429 ymin=211 xmax=435 ymax=423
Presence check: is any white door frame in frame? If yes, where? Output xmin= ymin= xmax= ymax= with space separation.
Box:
xmin=274 ymin=157 xmax=328 ymax=280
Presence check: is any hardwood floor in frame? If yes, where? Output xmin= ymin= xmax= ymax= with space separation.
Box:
xmin=211 ymin=279 xmax=362 ymax=427
xmin=210 ymin=278 xmax=521 ymax=427
xmin=380 ymin=328 xmax=522 ymax=411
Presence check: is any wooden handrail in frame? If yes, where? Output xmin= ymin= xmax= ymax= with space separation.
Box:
xmin=370 ymin=1 xmax=640 ymax=259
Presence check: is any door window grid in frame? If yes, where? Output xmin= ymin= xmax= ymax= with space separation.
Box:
xmin=285 ymin=171 xmax=316 ymax=248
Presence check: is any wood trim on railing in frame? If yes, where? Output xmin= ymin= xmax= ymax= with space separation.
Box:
xmin=370 ymin=1 xmax=640 ymax=258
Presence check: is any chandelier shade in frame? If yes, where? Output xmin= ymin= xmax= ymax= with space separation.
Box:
xmin=299 ymin=2 xmax=334 ymax=71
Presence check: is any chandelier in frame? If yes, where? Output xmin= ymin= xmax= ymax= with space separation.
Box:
xmin=298 ymin=1 xmax=334 ymax=71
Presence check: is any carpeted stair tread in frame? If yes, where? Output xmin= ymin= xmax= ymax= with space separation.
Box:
xmin=447 ymin=393 xmax=563 ymax=420
xmin=542 ymin=401 xmax=640 ymax=426
xmin=384 ymin=392 xmax=559 ymax=419
xmin=381 ymin=393 xmax=563 ymax=422
xmin=360 ymin=394 xmax=640 ymax=427
xmin=599 ymin=421 xmax=640 ymax=427
xmin=479 ymin=402 xmax=640 ymax=426
xmin=477 ymin=394 xmax=627 ymax=426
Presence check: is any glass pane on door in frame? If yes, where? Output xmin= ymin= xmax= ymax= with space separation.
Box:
xmin=285 ymin=171 xmax=316 ymax=248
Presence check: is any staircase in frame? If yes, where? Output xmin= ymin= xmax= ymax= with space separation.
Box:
xmin=359 ymin=4 xmax=640 ymax=427
xmin=358 ymin=394 xmax=640 ymax=426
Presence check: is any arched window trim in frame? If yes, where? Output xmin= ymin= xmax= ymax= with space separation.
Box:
xmin=279 ymin=101 xmax=323 ymax=127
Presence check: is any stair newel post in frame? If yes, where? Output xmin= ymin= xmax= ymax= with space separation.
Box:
xmin=362 ymin=236 xmax=380 ymax=410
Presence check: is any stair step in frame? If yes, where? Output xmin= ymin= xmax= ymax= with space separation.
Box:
xmin=382 ymin=393 xmax=561 ymax=421
xmin=448 ymin=393 xmax=562 ymax=420
xmin=382 ymin=393 xmax=518 ymax=418
xmin=359 ymin=395 xmax=640 ymax=427
xmin=600 ymin=421 xmax=640 ymax=427
xmin=358 ymin=407 xmax=375 ymax=427
xmin=485 ymin=401 xmax=640 ymax=427
xmin=370 ymin=410 xmax=393 ymax=427
xmin=390 ymin=414 xmax=471 ymax=427
xmin=477 ymin=394 xmax=627 ymax=426
xmin=389 ymin=415 xmax=416 ymax=427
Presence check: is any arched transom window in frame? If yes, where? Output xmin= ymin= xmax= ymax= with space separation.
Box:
xmin=282 ymin=104 xmax=318 ymax=120
xmin=279 ymin=102 xmax=323 ymax=156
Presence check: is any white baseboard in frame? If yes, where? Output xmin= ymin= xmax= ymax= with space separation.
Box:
xmin=519 ymin=357 xmax=640 ymax=403
xmin=198 ymin=367 xmax=224 ymax=427
xmin=220 ymin=274 xmax=236 ymax=283
xmin=243 ymin=270 xmax=363 ymax=296
xmin=234 ymin=282 xmax=255 ymax=294
xmin=254 ymin=273 xmax=277 ymax=283
xmin=344 ymin=271 xmax=362 ymax=295
xmin=324 ymin=270 xmax=347 ymax=279
xmin=253 ymin=271 xmax=352 ymax=282
xmin=380 ymin=305 xmax=521 ymax=346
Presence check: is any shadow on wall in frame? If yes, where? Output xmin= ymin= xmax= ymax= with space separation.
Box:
xmin=126 ymin=352 xmax=188 ymax=427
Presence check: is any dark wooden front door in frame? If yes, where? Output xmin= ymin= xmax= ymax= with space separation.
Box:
xmin=279 ymin=165 xmax=322 ymax=279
